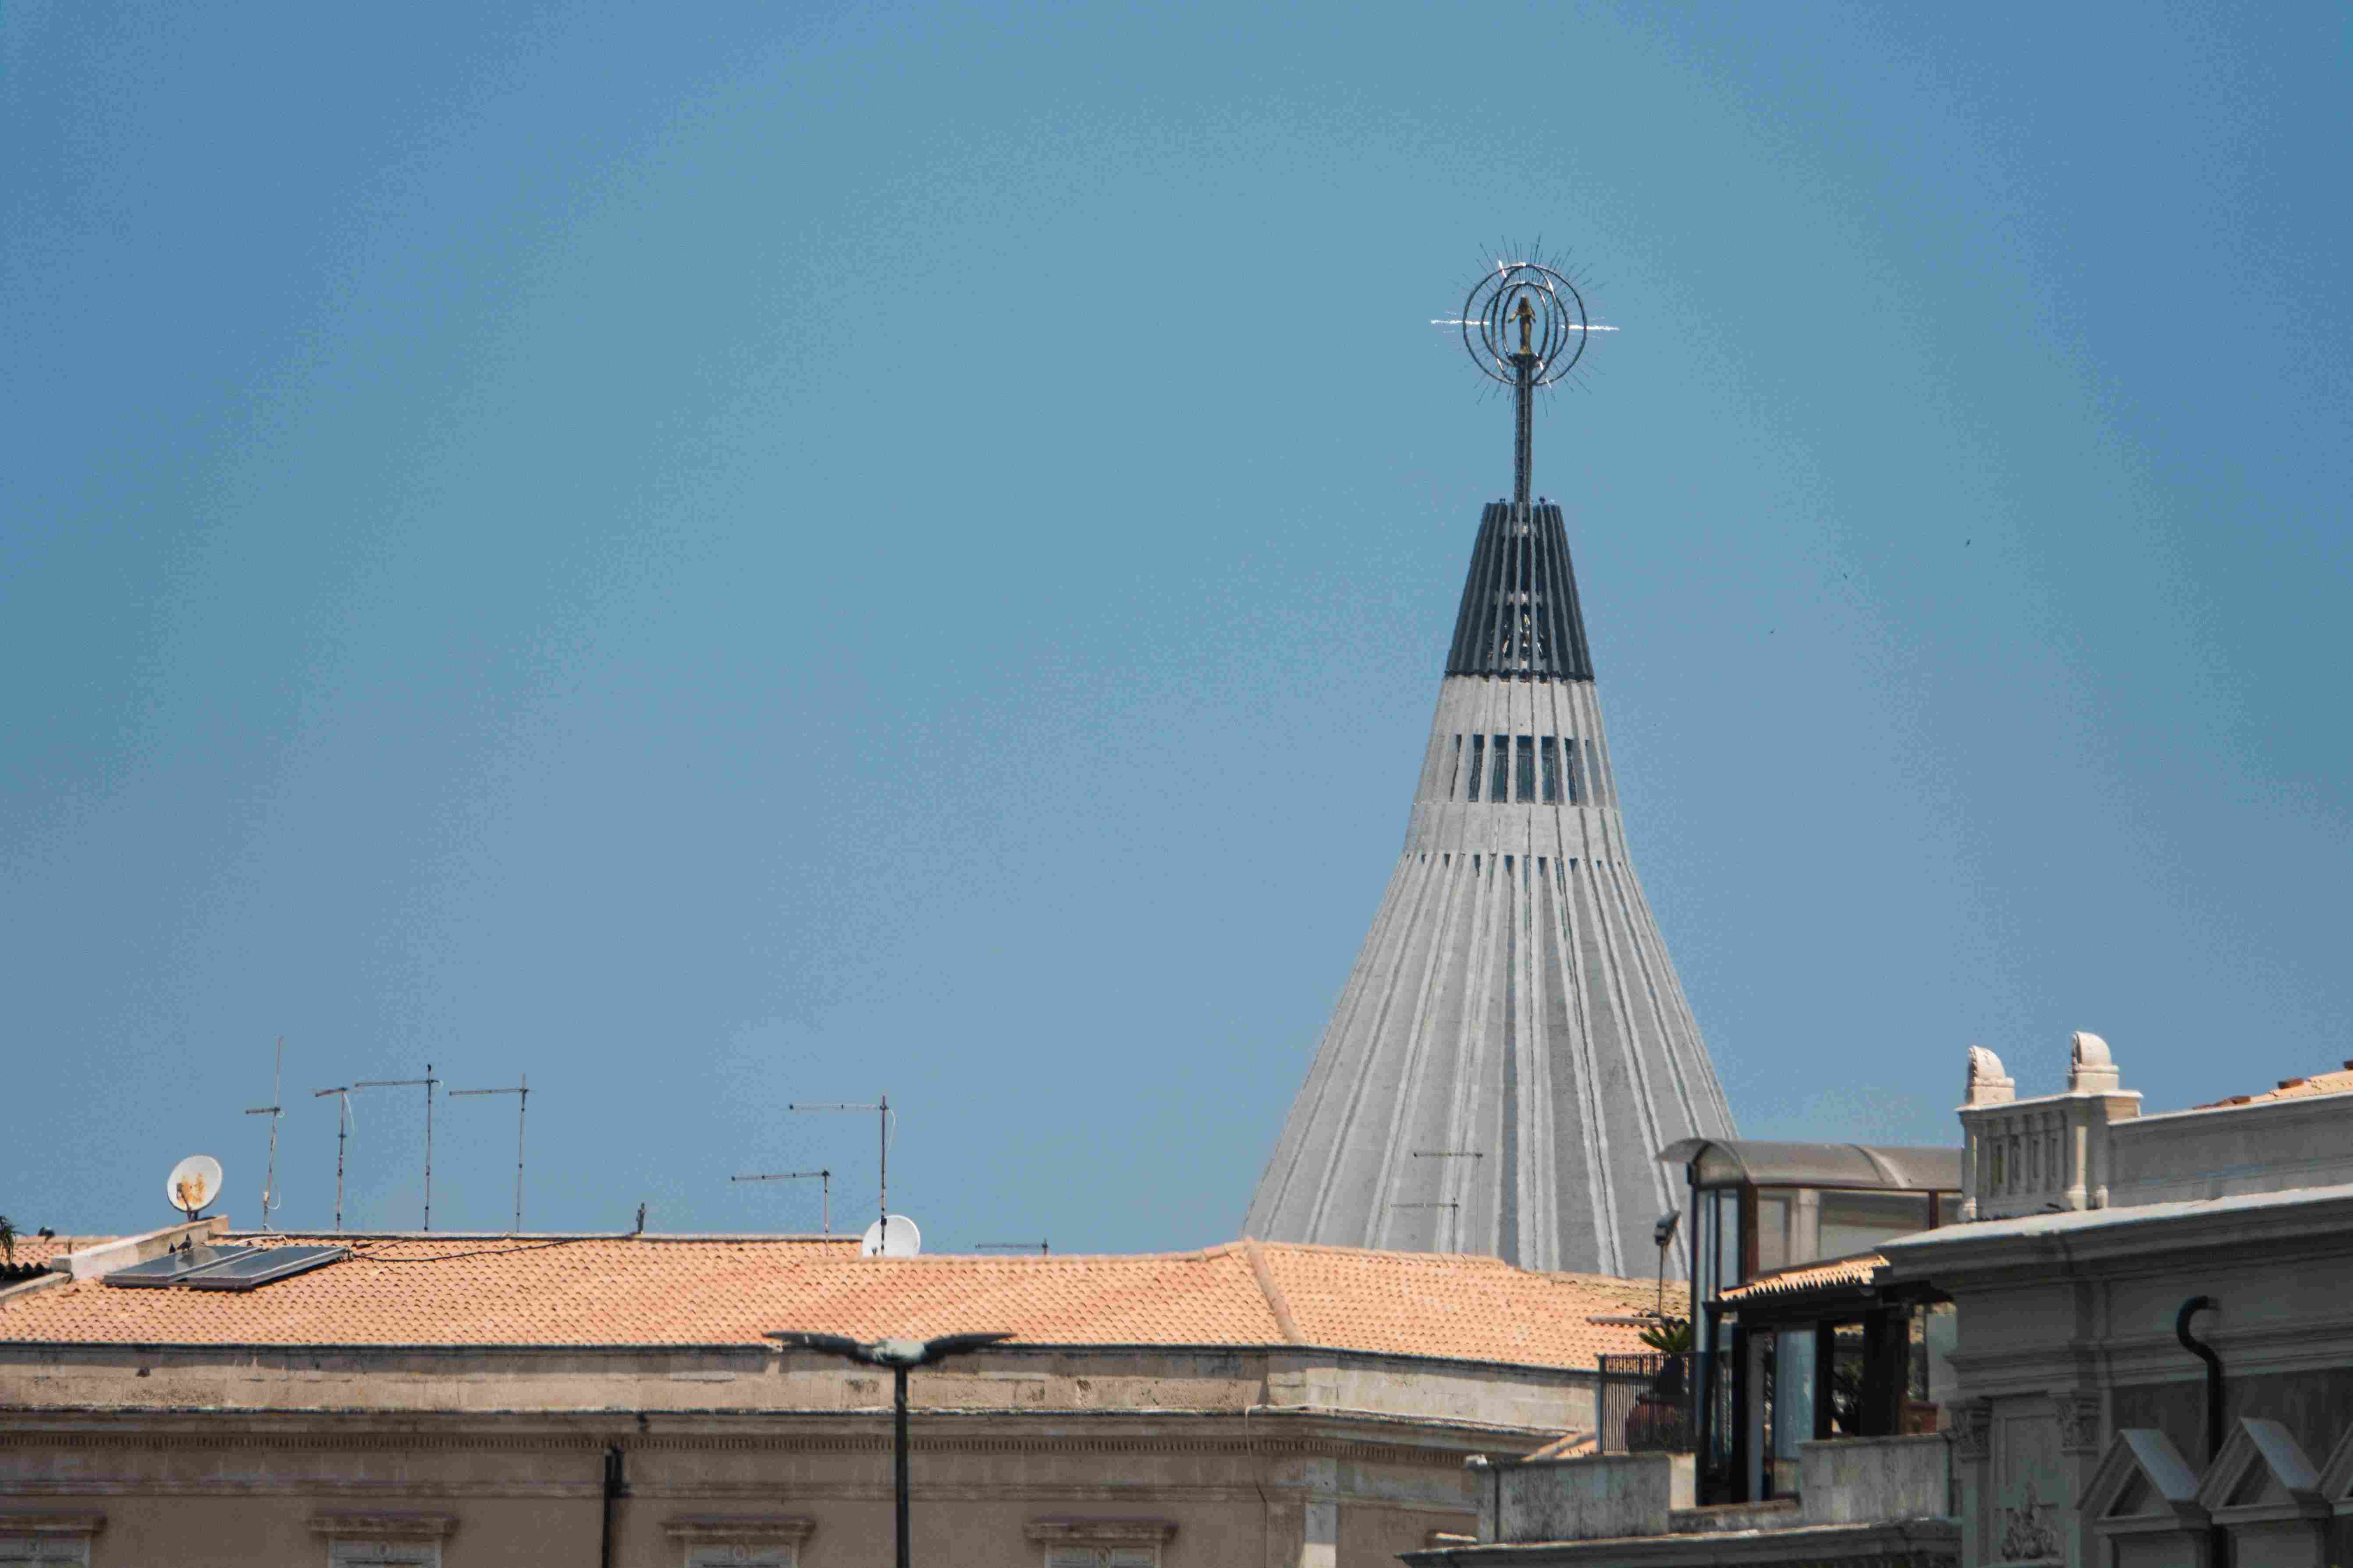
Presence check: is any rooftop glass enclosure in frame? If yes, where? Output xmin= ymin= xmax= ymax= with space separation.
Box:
xmin=1657 ymin=1139 xmax=1961 ymax=1506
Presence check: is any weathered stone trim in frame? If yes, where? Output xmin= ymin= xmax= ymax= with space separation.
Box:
xmin=1950 ymin=1401 xmax=1991 ymax=1464
xmin=0 ymin=1512 xmax=103 ymax=1535
xmin=308 ymin=1512 xmax=456 ymax=1541
xmin=662 ymin=1515 xmax=815 ymax=1546
xmin=2053 ymin=1391 xmax=2102 ymax=1454
xmin=1024 ymin=1517 xmax=1179 ymax=1545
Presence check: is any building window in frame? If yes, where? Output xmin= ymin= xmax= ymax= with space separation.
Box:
xmin=1540 ymin=737 xmax=1560 ymax=802
xmin=1515 ymin=736 xmax=1536 ymax=801
xmin=1489 ymin=734 xmax=1510 ymax=802
xmin=1818 ymin=1191 xmax=1934 ymax=1257
xmin=1467 ymin=734 xmax=1486 ymax=801
xmin=0 ymin=1515 xmax=100 ymax=1568
xmin=1564 ymin=738 xmax=1585 ymax=803
xmin=1448 ymin=734 xmax=1462 ymax=798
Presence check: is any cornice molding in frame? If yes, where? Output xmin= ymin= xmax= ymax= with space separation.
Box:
xmin=0 ymin=1418 xmax=1515 ymax=1477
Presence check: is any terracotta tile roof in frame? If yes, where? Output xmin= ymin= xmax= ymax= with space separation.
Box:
xmin=1255 ymin=1242 xmax=1662 ymax=1366
xmin=2195 ymin=1062 xmax=2353 ymax=1110
xmin=0 ymin=1234 xmax=1657 ymax=1369
xmin=1717 ymin=1253 xmax=1886 ymax=1303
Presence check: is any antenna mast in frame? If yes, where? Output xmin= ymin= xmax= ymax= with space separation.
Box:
xmin=730 ymin=1169 xmax=833 ymax=1233
xmin=244 ymin=1037 xmax=285 ymax=1231
xmin=349 ymin=1064 xmax=441 ymax=1230
xmin=1443 ymin=253 xmax=1601 ymax=507
xmin=787 ymin=1093 xmax=892 ymax=1251
xmin=312 ymin=1086 xmax=353 ymax=1233
xmin=448 ymin=1074 xmax=530 ymax=1233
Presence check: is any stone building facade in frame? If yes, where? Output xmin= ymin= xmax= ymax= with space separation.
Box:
xmin=1398 ymin=1034 xmax=2353 ymax=1568
xmin=0 ymin=1230 xmax=1659 ymax=1567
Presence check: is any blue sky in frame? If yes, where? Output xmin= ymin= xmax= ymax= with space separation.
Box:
xmin=4 ymin=2 xmax=2347 ymax=1252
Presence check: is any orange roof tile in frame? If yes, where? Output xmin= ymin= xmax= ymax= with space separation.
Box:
xmin=1257 ymin=1242 xmax=1661 ymax=1366
xmin=0 ymin=1234 xmax=1657 ymax=1369
xmin=1717 ymin=1253 xmax=1885 ymax=1303
xmin=2195 ymin=1063 xmax=2353 ymax=1110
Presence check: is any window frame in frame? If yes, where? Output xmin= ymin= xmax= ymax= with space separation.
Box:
xmin=0 ymin=1518 xmax=98 ymax=1568
xmin=309 ymin=1511 xmax=454 ymax=1568
xmin=664 ymin=1515 xmax=814 ymax=1567
xmin=1026 ymin=1517 xmax=1176 ymax=1568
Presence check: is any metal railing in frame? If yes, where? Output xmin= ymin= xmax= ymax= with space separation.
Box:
xmin=1598 ymin=1352 xmax=1692 ymax=1454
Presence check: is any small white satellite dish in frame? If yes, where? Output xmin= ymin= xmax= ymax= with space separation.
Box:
xmin=167 ymin=1155 xmax=223 ymax=1218
xmin=860 ymin=1215 xmax=921 ymax=1258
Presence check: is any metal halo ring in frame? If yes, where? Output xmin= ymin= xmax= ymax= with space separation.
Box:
xmin=1460 ymin=262 xmax=1589 ymax=387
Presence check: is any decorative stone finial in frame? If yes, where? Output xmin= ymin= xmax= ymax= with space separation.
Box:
xmin=2067 ymin=1031 xmax=2120 ymax=1093
xmin=1965 ymin=1045 xmax=2015 ymax=1106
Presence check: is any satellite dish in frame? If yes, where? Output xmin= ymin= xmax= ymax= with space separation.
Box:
xmin=167 ymin=1155 xmax=223 ymax=1218
xmin=860 ymin=1215 xmax=921 ymax=1258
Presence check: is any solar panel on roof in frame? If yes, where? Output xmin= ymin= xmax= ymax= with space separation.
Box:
xmin=182 ymin=1243 xmax=348 ymax=1291
xmin=106 ymin=1244 xmax=257 ymax=1288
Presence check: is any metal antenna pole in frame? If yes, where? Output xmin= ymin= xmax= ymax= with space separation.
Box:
xmin=974 ymin=1241 xmax=1051 ymax=1256
xmin=352 ymin=1068 xmax=441 ymax=1230
xmin=313 ymin=1086 xmax=352 ymax=1232
xmin=451 ymin=1076 xmax=530 ymax=1232
xmin=787 ymin=1097 xmax=893 ymax=1249
xmin=245 ymin=1037 xmax=285 ymax=1230
xmin=1512 ymin=293 xmax=1536 ymax=508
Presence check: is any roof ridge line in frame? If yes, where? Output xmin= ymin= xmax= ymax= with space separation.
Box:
xmin=1240 ymin=1237 xmax=1305 ymax=1346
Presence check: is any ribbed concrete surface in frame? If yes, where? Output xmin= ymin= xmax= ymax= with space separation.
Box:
xmin=1247 ymin=514 xmax=1735 ymax=1277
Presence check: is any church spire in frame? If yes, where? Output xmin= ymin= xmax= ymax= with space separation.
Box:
xmin=1244 ymin=256 xmax=1732 ymax=1276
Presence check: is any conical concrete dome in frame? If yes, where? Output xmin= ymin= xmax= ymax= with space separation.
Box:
xmin=1245 ymin=500 xmax=1735 ymax=1277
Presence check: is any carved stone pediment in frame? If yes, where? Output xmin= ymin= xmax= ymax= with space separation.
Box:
xmin=2081 ymin=1429 xmax=2209 ymax=1539
xmin=2193 ymin=1418 xmax=2326 ymax=1525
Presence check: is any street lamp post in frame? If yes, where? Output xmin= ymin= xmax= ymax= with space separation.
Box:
xmin=765 ymin=1330 xmax=1012 ymax=1568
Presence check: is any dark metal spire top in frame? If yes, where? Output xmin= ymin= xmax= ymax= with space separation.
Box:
xmin=1444 ymin=501 xmax=1593 ymax=681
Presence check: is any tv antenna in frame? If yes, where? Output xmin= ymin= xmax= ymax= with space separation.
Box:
xmin=787 ymin=1093 xmax=896 ymax=1255
xmin=347 ymin=1064 xmax=441 ymax=1230
xmin=312 ymin=1086 xmax=355 ymax=1232
xmin=974 ymin=1240 xmax=1050 ymax=1256
xmin=244 ymin=1037 xmax=286 ymax=1231
xmin=448 ymin=1074 xmax=530 ymax=1233
xmin=731 ymin=1168 xmax=833 ymax=1234
xmin=1432 ymin=251 xmax=1614 ymax=507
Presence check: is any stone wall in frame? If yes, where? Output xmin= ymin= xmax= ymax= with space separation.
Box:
xmin=0 ymin=1342 xmax=1598 ymax=1567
